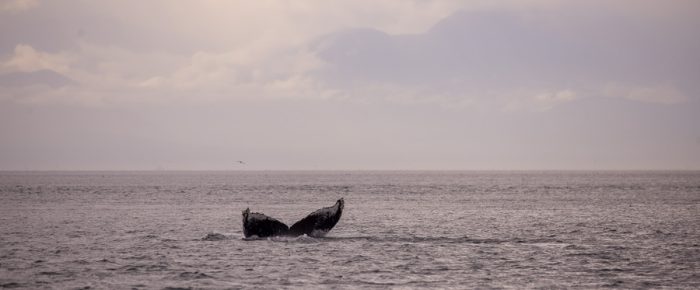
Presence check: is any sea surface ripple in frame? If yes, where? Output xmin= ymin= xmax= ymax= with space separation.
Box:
xmin=0 ymin=171 xmax=699 ymax=289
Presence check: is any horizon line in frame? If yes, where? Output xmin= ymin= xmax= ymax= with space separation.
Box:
xmin=1 ymin=169 xmax=699 ymax=172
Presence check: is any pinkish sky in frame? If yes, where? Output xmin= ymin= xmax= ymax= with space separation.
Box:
xmin=1 ymin=0 xmax=699 ymax=170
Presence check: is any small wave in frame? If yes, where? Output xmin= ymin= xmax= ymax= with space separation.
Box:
xmin=0 ymin=282 xmax=23 ymax=288
xmin=38 ymin=271 xmax=63 ymax=276
xmin=119 ymin=263 xmax=169 ymax=272
xmin=322 ymin=236 xmax=514 ymax=245
xmin=565 ymin=251 xmax=621 ymax=260
xmin=239 ymin=234 xmax=566 ymax=246
xmin=201 ymin=232 xmax=229 ymax=241
xmin=177 ymin=271 xmax=212 ymax=280
xmin=242 ymin=234 xmax=322 ymax=243
xmin=563 ymin=244 xmax=587 ymax=250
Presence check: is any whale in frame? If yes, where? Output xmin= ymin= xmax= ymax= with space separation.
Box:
xmin=241 ymin=208 xmax=289 ymax=238
xmin=242 ymin=198 xmax=344 ymax=238
xmin=288 ymin=198 xmax=344 ymax=237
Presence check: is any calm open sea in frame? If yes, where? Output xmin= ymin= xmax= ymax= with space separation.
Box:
xmin=0 ymin=171 xmax=698 ymax=289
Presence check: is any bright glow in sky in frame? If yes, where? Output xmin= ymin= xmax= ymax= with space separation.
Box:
xmin=1 ymin=0 xmax=699 ymax=170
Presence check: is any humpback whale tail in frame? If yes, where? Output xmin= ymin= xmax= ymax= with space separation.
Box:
xmin=241 ymin=198 xmax=344 ymax=238
xmin=289 ymin=198 xmax=344 ymax=237
xmin=241 ymin=208 xmax=289 ymax=238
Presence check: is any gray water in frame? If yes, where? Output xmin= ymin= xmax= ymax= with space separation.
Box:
xmin=0 ymin=171 xmax=698 ymax=289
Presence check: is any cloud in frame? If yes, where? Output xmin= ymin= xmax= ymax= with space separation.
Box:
xmin=310 ymin=6 xmax=698 ymax=110
xmin=502 ymin=89 xmax=577 ymax=112
xmin=1 ymin=1 xmax=699 ymax=170
xmin=0 ymin=1 xmax=697 ymax=110
xmin=2 ymin=44 xmax=71 ymax=74
xmin=0 ymin=0 xmax=38 ymax=13
xmin=603 ymin=83 xmax=689 ymax=105
xmin=0 ymin=69 xmax=74 ymax=88
xmin=0 ymin=42 xmax=332 ymax=105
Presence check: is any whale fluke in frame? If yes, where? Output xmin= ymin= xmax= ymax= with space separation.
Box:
xmin=242 ymin=208 xmax=289 ymax=238
xmin=241 ymin=199 xmax=344 ymax=238
xmin=288 ymin=198 xmax=344 ymax=237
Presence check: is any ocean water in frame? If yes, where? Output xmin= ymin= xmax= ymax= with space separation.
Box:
xmin=0 ymin=171 xmax=698 ymax=289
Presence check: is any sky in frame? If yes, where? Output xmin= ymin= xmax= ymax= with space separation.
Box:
xmin=1 ymin=0 xmax=699 ymax=170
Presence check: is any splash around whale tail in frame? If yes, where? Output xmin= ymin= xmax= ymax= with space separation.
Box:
xmin=241 ymin=198 xmax=344 ymax=238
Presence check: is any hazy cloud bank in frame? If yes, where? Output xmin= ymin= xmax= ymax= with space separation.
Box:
xmin=2 ymin=0 xmax=697 ymax=109
xmin=1 ymin=1 xmax=698 ymax=170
